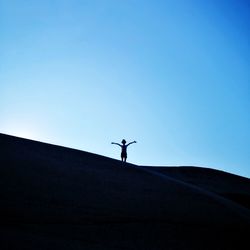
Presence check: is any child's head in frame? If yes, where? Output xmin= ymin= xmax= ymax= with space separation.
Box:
xmin=122 ymin=139 xmax=126 ymax=144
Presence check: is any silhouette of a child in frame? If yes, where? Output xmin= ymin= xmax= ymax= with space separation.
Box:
xmin=111 ymin=139 xmax=137 ymax=162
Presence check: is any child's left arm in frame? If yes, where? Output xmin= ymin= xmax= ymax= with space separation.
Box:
xmin=127 ymin=141 xmax=137 ymax=146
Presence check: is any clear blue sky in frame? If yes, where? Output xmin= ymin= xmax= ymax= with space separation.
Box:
xmin=1 ymin=0 xmax=249 ymax=177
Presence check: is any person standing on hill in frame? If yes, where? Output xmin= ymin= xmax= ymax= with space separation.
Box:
xmin=111 ymin=139 xmax=137 ymax=162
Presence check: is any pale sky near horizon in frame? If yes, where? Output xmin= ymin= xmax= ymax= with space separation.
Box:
xmin=1 ymin=0 xmax=249 ymax=177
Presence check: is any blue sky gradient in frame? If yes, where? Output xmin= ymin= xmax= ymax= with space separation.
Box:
xmin=1 ymin=0 xmax=249 ymax=177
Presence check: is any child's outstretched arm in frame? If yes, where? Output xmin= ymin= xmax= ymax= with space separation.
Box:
xmin=127 ymin=141 xmax=137 ymax=146
xmin=111 ymin=142 xmax=122 ymax=147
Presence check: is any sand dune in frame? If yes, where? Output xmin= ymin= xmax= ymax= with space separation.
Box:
xmin=0 ymin=133 xmax=249 ymax=250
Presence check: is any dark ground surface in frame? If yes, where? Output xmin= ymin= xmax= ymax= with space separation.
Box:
xmin=0 ymin=133 xmax=250 ymax=250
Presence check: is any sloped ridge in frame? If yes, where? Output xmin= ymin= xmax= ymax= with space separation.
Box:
xmin=148 ymin=166 xmax=250 ymax=209
xmin=1 ymin=133 xmax=249 ymax=224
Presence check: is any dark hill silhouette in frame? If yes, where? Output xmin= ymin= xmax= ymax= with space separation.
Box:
xmin=0 ymin=133 xmax=249 ymax=250
xmin=147 ymin=166 xmax=250 ymax=209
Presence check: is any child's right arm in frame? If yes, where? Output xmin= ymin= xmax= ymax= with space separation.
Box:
xmin=111 ymin=142 xmax=122 ymax=147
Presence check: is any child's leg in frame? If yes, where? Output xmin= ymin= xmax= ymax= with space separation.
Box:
xmin=121 ymin=153 xmax=126 ymax=162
